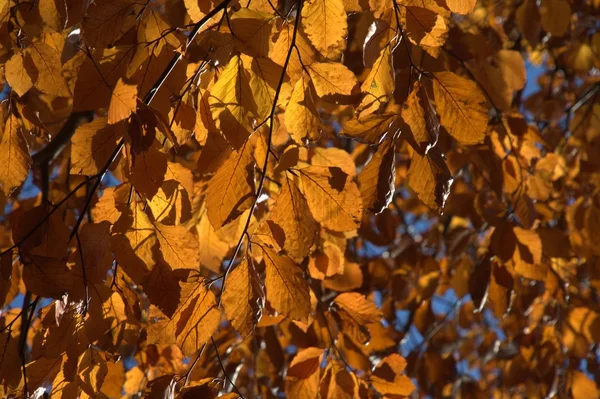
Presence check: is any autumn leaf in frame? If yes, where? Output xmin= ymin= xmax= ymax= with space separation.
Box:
xmin=299 ymin=166 xmax=363 ymax=232
xmin=5 ymin=52 xmax=34 ymax=97
xmin=432 ymin=72 xmax=488 ymax=145
xmin=208 ymin=55 xmax=258 ymax=148
xmin=206 ymin=140 xmax=256 ymax=229
xmin=407 ymin=149 xmax=453 ymax=211
xmin=270 ymin=176 xmax=319 ymax=261
xmin=371 ymin=354 xmax=416 ymax=396
xmin=302 ymin=0 xmax=348 ymax=59
xmin=71 ymin=118 xmax=125 ymax=175
xmin=260 ymin=245 xmax=311 ymax=323
xmin=222 ymin=258 xmax=264 ymax=336
xmin=108 ymin=78 xmax=138 ymax=124
xmin=358 ymin=45 xmax=394 ymax=116
xmin=0 ymin=115 xmax=32 ymax=196
xmin=340 ymin=113 xmax=396 ymax=145
xmin=308 ymin=62 xmax=358 ymax=97
xmin=285 ymin=73 xmax=322 ymax=144
xmin=358 ymin=138 xmax=396 ymax=213
xmin=285 ymin=347 xmax=324 ymax=397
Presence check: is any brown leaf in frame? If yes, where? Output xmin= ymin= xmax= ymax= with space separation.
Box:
xmin=0 ymin=115 xmax=32 ymax=195
xmin=222 ymin=258 xmax=264 ymax=336
xmin=371 ymin=354 xmax=415 ymax=396
xmin=300 ymin=166 xmax=363 ymax=232
xmin=261 ymin=246 xmax=311 ymax=323
xmin=270 ymin=176 xmax=319 ymax=261
xmin=206 ymin=140 xmax=256 ymax=229
xmin=358 ymin=139 xmax=396 ymax=213
xmin=433 ymin=72 xmax=488 ymax=145
xmin=285 ymin=347 xmax=324 ymax=398
xmin=407 ymin=149 xmax=453 ymax=211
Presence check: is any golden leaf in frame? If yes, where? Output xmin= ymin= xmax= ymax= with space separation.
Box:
xmin=108 ymin=78 xmax=138 ymax=124
xmin=358 ymin=45 xmax=394 ymax=116
xmin=285 ymin=73 xmax=322 ymax=144
xmin=222 ymin=258 xmax=264 ymax=336
xmin=261 ymin=246 xmax=311 ymax=323
xmin=208 ymin=55 xmax=258 ymax=148
xmin=270 ymin=176 xmax=319 ymax=262
xmin=0 ymin=115 xmax=32 ymax=195
xmin=285 ymin=347 xmax=324 ymax=398
xmin=206 ymin=140 xmax=256 ymax=229
xmin=371 ymin=354 xmax=416 ymax=396
xmin=5 ymin=52 xmax=34 ymax=97
xmin=358 ymin=139 xmax=396 ymax=214
xmin=433 ymin=72 xmax=488 ymax=145
xmin=407 ymin=149 xmax=453 ymax=211
xmin=300 ymin=166 xmax=363 ymax=232
xmin=301 ymin=0 xmax=347 ymax=59
xmin=340 ymin=113 xmax=395 ymax=145
xmin=308 ymin=62 xmax=358 ymax=97
xmin=71 ymin=118 xmax=125 ymax=176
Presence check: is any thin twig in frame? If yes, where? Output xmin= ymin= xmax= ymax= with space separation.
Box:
xmin=211 ymin=337 xmax=244 ymax=398
xmin=216 ymin=0 xmax=303 ymax=305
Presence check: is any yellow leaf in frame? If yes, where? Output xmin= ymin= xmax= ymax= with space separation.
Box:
xmin=402 ymin=81 xmax=440 ymax=153
xmin=323 ymin=261 xmax=363 ymax=292
xmin=230 ymin=8 xmax=275 ymax=57
xmin=334 ymin=292 xmax=381 ymax=326
xmin=175 ymin=281 xmax=221 ymax=356
xmin=154 ymin=278 xmax=220 ymax=356
xmin=320 ymin=361 xmax=359 ymax=398
xmin=261 ymin=246 xmax=311 ymax=323
xmin=154 ymin=222 xmax=199 ymax=270
xmin=0 ymin=115 xmax=31 ymax=196
xmin=270 ymin=176 xmax=319 ymax=261
xmin=269 ymin=23 xmax=317 ymax=79
xmin=433 ymin=72 xmax=488 ymax=145
xmin=206 ymin=140 xmax=256 ymax=229
xmin=108 ymin=78 xmax=138 ymax=124
xmin=129 ymin=144 xmax=168 ymax=199
xmin=26 ymin=41 xmax=70 ymax=97
xmin=285 ymin=347 xmax=324 ymax=398
xmin=208 ymin=55 xmax=258 ymax=148
xmin=443 ymin=0 xmax=476 ymax=14
xmin=340 ymin=113 xmax=395 ymax=145
xmin=311 ymin=147 xmax=356 ymax=177
xmin=141 ymin=257 xmax=182 ymax=317
xmin=77 ymin=347 xmax=108 ymax=396
xmin=111 ymin=203 xmax=158 ymax=283
xmin=371 ymin=354 xmax=415 ymax=396
xmin=285 ymin=73 xmax=322 ymax=144
xmin=71 ymin=117 xmax=125 ymax=176
xmin=308 ymin=62 xmax=358 ymax=97
xmin=572 ymin=372 xmax=600 ymax=399
xmin=300 ymin=166 xmax=363 ymax=232
xmin=469 ymin=50 xmax=526 ymax=112
xmin=222 ymin=258 xmax=264 ymax=336
xmin=407 ymin=149 xmax=453 ymax=211
xmin=196 ymin=208 xmax=230 ymax=273
xmin=358 ymin=139 xmax=395 ymax=213
xmin=5 ymin=52 xmax=34 ymax=97
xmin=404 ymin=6 xmax=448 ymax=57
xmin=358 ymin=45 xmax=394 ymax=116
xmin=301 ymin=0 xmax=347 ymax=59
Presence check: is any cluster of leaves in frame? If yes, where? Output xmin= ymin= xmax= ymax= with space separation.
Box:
xmin=0 ymin=0 xmax=599 ymax=397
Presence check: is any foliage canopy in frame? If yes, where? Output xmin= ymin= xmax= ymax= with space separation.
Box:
xmin=0 ymin=0 xmax=599 ymax=397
